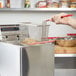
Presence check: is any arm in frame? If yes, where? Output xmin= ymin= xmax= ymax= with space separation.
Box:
xmin=52 ymin=13 xmax=76 ymax=29
xmin=68 ymin=18 xmax=76 ymax=29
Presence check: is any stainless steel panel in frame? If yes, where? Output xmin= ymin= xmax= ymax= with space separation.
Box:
xmin=55 ymin=69 xmax=76 ymax=76
xmin=0 ymin=42 xmax=21 ymax=76
xmin=0 ymin=42 xmax=54 ymax=76
xmin=21 ymin=43 xmax=54 ymax=76
xmin=55 ymin=57 xmax=76 ymax=69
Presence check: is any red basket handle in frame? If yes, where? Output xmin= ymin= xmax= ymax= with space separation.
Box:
xmin=46 ymin=14 xmax=73 ymax=21
xmin=67 ymin=33 xmax=76 ymax=36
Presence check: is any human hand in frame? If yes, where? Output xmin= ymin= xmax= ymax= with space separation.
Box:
xmin=52 ymin=13 xmax=72 ymax=25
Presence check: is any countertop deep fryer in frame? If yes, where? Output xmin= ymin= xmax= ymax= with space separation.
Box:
xmin=0 ymin=23 xmax=54 ymax=76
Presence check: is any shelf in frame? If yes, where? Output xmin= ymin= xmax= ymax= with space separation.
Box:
xmin=55 ymin=54 xmax=76 ymax=57
xmin=0 ymin=8 xmax=76 ymax=12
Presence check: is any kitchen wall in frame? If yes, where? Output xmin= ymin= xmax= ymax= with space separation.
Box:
xmin=0 ymin=11 xmax=76 ymax=36
xmin=0 ymin=11 xmax=76 ymax=24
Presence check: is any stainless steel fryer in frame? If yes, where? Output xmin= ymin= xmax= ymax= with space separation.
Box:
xmin=0 ymin=23 xmax=54 ymax=76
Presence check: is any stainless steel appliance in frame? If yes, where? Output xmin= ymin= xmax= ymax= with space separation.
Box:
xmin=0 ymin=24 xmax=54 ymax=76
xmin=55 ymin=35 xmax=76 ymax=76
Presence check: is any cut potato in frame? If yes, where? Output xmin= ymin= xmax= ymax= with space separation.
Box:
xmin=55 ymin=45 xmax=76 ymax=54
xmin=55 ymin=45 xmax=65 ymax=54
xmin=21 ymin=38 xmax=37 ymax=45
xmin=56 ymin=40 xmax=76 ymax=47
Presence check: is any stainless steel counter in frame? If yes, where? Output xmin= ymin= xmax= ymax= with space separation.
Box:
xmin=0 ymin=42 xmax=54 ymax=76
